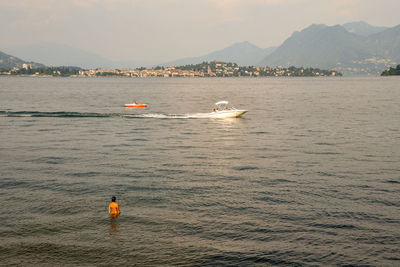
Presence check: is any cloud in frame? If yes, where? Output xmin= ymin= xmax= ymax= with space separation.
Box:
xmin=325 ymin=0 xmax=362 ymax=17
xmin=0 ymin=0 xmax=57 ymax=29
xmin=70 ymin=0 xmax=98 ymax=8
xmin=0 ymin=0 xmax=132 ymax=10
xmin=203 ymin=0 xmax=307 ymax=23
xmin=70 ymin=0 xmax=134 ymax=8
xmin=0 ymin=0 xmax=54 ymax=10
xmin=206 ymin=0 xmax=288 ymax=6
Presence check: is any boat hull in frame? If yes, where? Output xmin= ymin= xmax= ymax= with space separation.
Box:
xmin=209 ymin=109 xmax=247 ymax=118
xmin=125 ymin=104 xmax=147 ymax=108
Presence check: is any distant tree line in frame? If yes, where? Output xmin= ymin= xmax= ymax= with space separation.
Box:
xmin=381 ymin=64 xmax=400 ymax=76
xmin=96 ymin=71 xmax=125 ymax=77
xmin=2 ymin=66 xmax=81 ymax=76
xmin=170 ymin=62 xmax=341 ymax=77
xmin=1 ymin=61 xmax=342 ymax=77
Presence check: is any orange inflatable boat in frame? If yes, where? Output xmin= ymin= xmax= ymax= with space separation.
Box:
xmin=125 ymin=101 xmax=147 ymax=108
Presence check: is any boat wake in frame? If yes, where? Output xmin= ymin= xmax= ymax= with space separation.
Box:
xmin=0 ymin=110 xmax=214 ymax=119
xmin=0 ymin=110 xmax=119 ymax=118
xmin=137 ymin=113 xmax=211 ymax=119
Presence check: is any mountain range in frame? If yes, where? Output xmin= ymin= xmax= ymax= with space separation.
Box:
xmin=0 ymin=43 xmax=155 ymax=69
xmin=1 ymin=21 xmax=399 ymax=75
xmin=260 ymin=22 xmax=400 ymax=75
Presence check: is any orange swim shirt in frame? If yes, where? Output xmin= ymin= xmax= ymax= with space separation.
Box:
xmin=108 ymin=202 xmax=121 ymax=216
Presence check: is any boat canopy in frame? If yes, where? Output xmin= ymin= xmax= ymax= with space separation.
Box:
xmin=215 ymin=101 xmax=229 ymax=105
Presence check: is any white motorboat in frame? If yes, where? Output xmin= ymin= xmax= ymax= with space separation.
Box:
xmin=209 ymin=101 xmax=247 ymax=118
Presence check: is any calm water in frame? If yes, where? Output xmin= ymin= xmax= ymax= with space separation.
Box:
xmin=0 ymin=76 xmax=399 ymax=266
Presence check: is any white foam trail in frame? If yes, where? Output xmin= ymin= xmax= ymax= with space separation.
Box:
xmin=124 ymin=113 xmax=212 ymax=119
xmin=185 ymin=113 xmax=211 ymax=119
xmin=1 ymin=111 xmax=215 ymax=119
xmin=141 ymin=113 xmax=171 ymax=119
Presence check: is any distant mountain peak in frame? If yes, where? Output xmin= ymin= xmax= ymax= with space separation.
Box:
xmin=343 ymin=21 xmax=388 ymax=36
xmin=308 ymin=23 xmax=328 ymax=29
xmin=302 ymin=23 xmax=348 ymax=33
xmin=236 ymin=41 xmax=251 ymax=45
xmin=161 ymin=41 xmax=276 ymax=67
xmin=229 ymin=41 xmax=260 ymax=48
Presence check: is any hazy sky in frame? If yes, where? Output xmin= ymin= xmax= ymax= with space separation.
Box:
xmin=1 ymin=0 xmax=399 ymax=62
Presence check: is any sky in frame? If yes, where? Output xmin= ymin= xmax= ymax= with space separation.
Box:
xmin=1 ymin=0 xmax=399 ymax=62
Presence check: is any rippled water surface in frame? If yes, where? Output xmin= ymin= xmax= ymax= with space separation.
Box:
xmin=1 ymin=76 xmax=399 ymax=266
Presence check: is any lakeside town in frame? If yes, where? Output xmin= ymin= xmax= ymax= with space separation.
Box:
xmin=1 ymin=61 xmax=342 ymax=77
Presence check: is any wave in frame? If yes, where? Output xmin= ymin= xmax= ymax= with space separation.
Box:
xmin=0 ymin=110 xmax=212 ymax=119
xmin=0 ymin=110 xmax=117 ymax=118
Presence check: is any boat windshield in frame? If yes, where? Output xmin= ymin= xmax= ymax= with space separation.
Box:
xmin=215 ymin=101 xmax=229 ymax=105
xmin=213 ymin=101 xmax=235 ymax=111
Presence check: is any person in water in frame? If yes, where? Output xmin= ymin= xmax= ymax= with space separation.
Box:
xmin=108 ymin=196 xmax=121 ymax=217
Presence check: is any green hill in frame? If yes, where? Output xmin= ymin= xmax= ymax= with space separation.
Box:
xmin=0 ymin=51 xmax=44 ymax=69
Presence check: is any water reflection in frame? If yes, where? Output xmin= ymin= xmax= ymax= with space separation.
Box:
xmin=110 ymin=218 xmax=120 ymax=230
xmin=211 ymin=117 xmax=247 ymax=130
xmin=109 ymin=217 xmax=121 ymax=248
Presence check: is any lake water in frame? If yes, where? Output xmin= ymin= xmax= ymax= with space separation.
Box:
xmin=0 ymin=76 xmax=399 ymax=266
